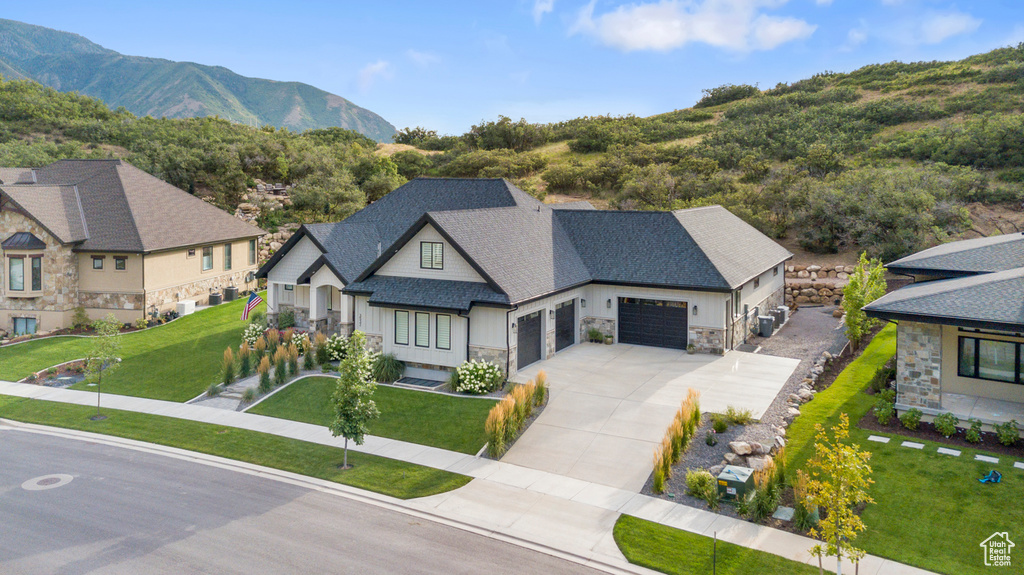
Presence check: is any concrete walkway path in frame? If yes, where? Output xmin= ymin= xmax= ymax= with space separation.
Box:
xmin=0 ymin=380 xmax=932 ymax=575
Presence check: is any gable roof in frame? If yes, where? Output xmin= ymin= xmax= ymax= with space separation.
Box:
xmin=886 ymin=232 xmax=1024 ymax=278
xmin=864 ymin=267 xmax=1024 ymax=331
xmin=344 ymin=276 xmax=510 ymax=312
xmin=261 ymin=177 xmax=791 ymax=310
xmin=0 ymin=159 xmax=263 ymax=252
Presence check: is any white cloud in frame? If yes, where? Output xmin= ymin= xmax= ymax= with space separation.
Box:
xmin=1007 ymin=24 xmax=1024 ymax=45
xmin=815 ymin=0 xmax=833 ymax=5
xmin=357 ymin=60 xmax=392 ymax=92
xmin=919 ymin=10 xmax=981 ymax=44
xmin=841 ymin=23 xmax=868 ymax=51
xmin=569 ymin=0 xmax=816 ymax=52
xmin=533 ymin=0 xmax=555 ymax=24
xmin=406 ymin=49 xmax=440 ymax=67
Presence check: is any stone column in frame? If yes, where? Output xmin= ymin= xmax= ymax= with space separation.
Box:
xmin=896 ymin=321 xmax=942 ymax=410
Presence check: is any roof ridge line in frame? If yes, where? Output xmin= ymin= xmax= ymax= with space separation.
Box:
xmin=72 ymin=185 xmax=89 ymax=240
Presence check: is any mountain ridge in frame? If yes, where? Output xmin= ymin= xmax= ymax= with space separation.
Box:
xmin=0 ymin=18 xmax=397 ymax=141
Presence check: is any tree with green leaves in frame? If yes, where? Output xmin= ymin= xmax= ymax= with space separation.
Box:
xmin=329 ymin=331 xmax=380 ymax=469
xmin=85 ymin=314 xmax=123 ymax=419
xmin=805 ymin=413 xmax=874 ymax=575
xmin=842 ymin=252 xmax=887 ymax=349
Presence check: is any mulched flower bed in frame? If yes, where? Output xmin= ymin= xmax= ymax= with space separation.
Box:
xmin=858 ymin=410 xmax=1024 ymax=458
xmin=25 ymin=360 xmax=89 ymax=387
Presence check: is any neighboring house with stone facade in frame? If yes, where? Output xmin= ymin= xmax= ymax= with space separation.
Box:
xmin=0 ymin=159 xmax=264 ymax=335
xmin=864 ymin=233 xmax=1024 ymax=435
xmin=257 ymin=178 xmax=790 ymax=380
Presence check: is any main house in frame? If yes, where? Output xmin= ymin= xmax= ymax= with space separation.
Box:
xmin=258 ymin=178 xmax=790 ymax=379
xmin=0 ymin=159 xmax=264 ymax=335
xmin=864 ymin=233 xmax=1024 ymax=430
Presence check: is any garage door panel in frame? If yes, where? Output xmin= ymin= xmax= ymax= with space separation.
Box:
xmin=618 ymin=297 xmax=688 ymax=350
xmin=555 ymin=300 xmax=575 ymax=352
xmin=518 ymin=311 xmax=543 ymax=370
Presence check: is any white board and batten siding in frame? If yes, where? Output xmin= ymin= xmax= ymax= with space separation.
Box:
xmin=376 ymin=225 xmax=485 ymax=283
xmin=584 ymin=285 xmax=728 ymax=330
xmin=506 ymin=287 xmax=588 ymax=350
xmin=383 ymin=308 xmax=468 ymax=368
xmin=354 ymin=296 xmax=384 ymax=335
xmin=735 ymin=264 xmax=786 ymax=314
xmin=469 ymin=306 xmax=510 ymax=349
xmin=267 ymin=235 xmax=321 ymax=284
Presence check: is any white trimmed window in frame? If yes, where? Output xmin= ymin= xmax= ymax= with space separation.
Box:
xmin=415 ymin=312 xmax=430 ymax=347
xmin=395 ymin=311 xmax=409 ymax=345
xmin=9 ymin=256 xmax=24 ymax=291
xmin=436 ymin=314 xmax=451 ymax=350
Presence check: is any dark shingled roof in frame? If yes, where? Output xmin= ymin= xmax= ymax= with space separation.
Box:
xmin=886 ymin=232 xmax=1024 ymax=277
xmin=2 ymin=231 xmax=46 ymax=250
xmin=345 ymin=276 xmax=509 ymax=312
xmin=0 ymin=159 xmax=263 ymax=252
xmin=864 ymin=267 xmax=1024 ymax=331
xmin=262 ymin=177 xmax=791 ymax=310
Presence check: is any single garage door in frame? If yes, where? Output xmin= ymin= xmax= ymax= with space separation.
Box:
xmin=555 ymin=299 xmax=576 ymax=352
xmin=517 ymin=310 xmax=543 ymax=370
xmin=618 ymin=297 xmax=688 ymax=350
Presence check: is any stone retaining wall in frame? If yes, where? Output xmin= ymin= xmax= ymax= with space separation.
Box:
xmin=784 ymin=263 xmax=853 ymax=306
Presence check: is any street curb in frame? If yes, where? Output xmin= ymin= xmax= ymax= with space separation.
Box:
xmin=0 ymin=419 xmax=656 ymax=575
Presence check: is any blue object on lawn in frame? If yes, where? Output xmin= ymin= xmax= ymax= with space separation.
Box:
xmin=979 ymin=470 xmax=1002 ymax=483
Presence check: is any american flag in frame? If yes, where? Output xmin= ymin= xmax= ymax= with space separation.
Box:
xmin=241 ymin=292 xmax=263 ymax=321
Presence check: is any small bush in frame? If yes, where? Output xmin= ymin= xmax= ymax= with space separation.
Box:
xmin=695 ymin=83 xmax=759 ymax=108
xmin=685 ymin=469 xmax=718 ymax=510
xmin=587 ymin=327 xmax=604 ymax=343
xmin=873 ymin=399 xmax=895 ymax=425
xmin=869 ymin=363 xmax=895 ymax=393
xmin=899 ymin=408 xmax=923 ymax=431
xmin=322 ymin=334 xmax=348 ymax=362
xmin=278 ymin=309 xmax=296 ymax=329
xmin=724 ymin=405 xmax=753 ymax=425
xmin=242 ymin=323 xmax=265 ymax=346
xmin=933 ymin=412 xmax=959 ymax=437
xmin=206 ymin=383 xmax=221 ymax=397
xmin=996 ymin=420 xmax=1019 ymax=446
xmin=248 ymin=309 xmax=267 ymax=328
xmin=454 ymin=360 xmax=504 ymax=394
xmin=372 ymin=353 xmax=406 ymax=383
xmin=748 ymin=484 xmax=780 ymax=523
xmin=241 ymin=387 xmax=257 ymax=404
xmin=134 ymin=318 xmax=149 ymax=330
xmin=712 ymin=415 xmax=728 ymax=433
xmin=705 ymin=430 xmax=718 ymax=446
xmin=965 ymin=418 xmax=983 ymax=444
xmin=72 ymin=306 xmax=91 ymax=329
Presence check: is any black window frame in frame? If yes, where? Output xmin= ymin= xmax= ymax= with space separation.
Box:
xmin=395 ymin=310 xmax=409 ymax=345
xmin=92 ymin=256 xmax=104 ymax=270
xmin=419 ymin=241 xmax=444 ymax=270
xmin=753 ymin=277 xmax=760 ymax=289
xmin=436 ymin=314 xmax=451 ymax=350
xmin=201 ymin=246 xmax=214 ymax=271
xmin=30 ymin=256 xmax=42 ymax=291
xmin=114 ymin=256 xmax=126 ymax=271
xmin=773 ymin=266 xmax=779 ymax=277
xmin=415 ymin=312 xmax=430 ymax=348
xmin=958 ymin=335 xmax=1023 ymax=385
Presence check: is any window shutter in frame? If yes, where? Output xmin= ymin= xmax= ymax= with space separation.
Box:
xmin=415 ymin=312 xmax=430 ymax=347
xmin=436 ymin=315 xmax=451 ymax=350
xmin=395 ymin=311 xmax=409 ymax=345
xmin=432 ymin=243 xmax=444 ymax=269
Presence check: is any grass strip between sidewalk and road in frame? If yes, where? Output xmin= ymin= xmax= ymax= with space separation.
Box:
xmin=0 ymin=395 xmax=470 ymax=500
xmin=249 ymin=376 xmax=496 ymax=455
xmin=614 ymin=515 xmax=818 ymax=575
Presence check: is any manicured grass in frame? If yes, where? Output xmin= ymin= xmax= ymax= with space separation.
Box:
xmin=0 ymin=295 xmax=264 ymax=402
xmin=0 ymin=395 xmax=470 ymax=499
xmin=249 ymin=376 xmax=496 ymax=454
xmin=783 ymin=322 xmax=1024 ymax=575
xmin=614 ymin=515 xmax=818 ymax=575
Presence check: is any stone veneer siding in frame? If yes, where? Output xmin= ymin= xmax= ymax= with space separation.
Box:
xmin=145 ymin=269 xmax=255 ymax=314
xmin=469 ymin=345 xmax=510 ymax=374
xmin=545 ymin=329 xmax=556 ymax=358
xmin=580 ymin=316 xmax=615 ymax=342
xmin=688 ymin=327 xmax=725 ymax=355
xmin=79 ymin=291 xmax=145 ymax=313
xmin=896 ymin=321 xmax=942 ymax=410
xmin=730 ymin=286 xmax=785 ymax=350
xmin=365 ymin=333 xmax=383 ymax=353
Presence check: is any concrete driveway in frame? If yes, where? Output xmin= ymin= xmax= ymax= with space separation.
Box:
xmin=507 ymin=343 xmax=799 ymax=491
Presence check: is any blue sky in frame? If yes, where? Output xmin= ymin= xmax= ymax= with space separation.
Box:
xmin=6 ymin=1 xmax=1024 ymax=134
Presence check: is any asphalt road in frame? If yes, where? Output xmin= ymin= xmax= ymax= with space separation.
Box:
xmin=0 ymin=428 xmax=603 ymax=574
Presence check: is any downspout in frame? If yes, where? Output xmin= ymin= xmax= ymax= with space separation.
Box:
xmin=505 ymin=307 xmax=516 ymax=376
xmin=460 ymin=310 xmax=471 ymax=364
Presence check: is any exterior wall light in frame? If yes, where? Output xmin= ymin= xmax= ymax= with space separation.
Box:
xmin=549 ymin=309 xmax=554 ymax=320
xmin=581 ymin=299 xmax=586 ymax=308
xmin=692 ymin=305 xmax=698 ymax=316
xmin=606 ymin=299 xmax=612 ymax=309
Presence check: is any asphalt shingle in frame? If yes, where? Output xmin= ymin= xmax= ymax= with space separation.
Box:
xmin=345 ymin=276 xmax=509 ymax=311
xmin=886 ymin=232 xmax=1024 ymax=276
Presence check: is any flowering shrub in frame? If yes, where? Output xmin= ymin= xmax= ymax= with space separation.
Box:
xmin=242 ymin=323 xmax=265 ymax=346
xmin=292 ymin=332 xmax=310 ymax=353
xmin=454 ymin=360 xmax=504 ymax=394
xmin=324 ymin=334 xmax=349 ymax=362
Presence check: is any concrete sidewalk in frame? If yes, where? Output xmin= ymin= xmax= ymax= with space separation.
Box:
xmin=0 ymin=380 xmax=933 ymax=575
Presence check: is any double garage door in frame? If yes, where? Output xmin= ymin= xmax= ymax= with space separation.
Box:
xmin=517 ymin=300 xmax=577 ymax=370
xmin=618 ymin=297 xmax=688 ymax=350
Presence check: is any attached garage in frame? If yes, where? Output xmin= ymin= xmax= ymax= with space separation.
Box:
xmin=517 ymin=310 xmax=543 ymax=370
xmin=555 ymin=299 xmax=576 ymax=352
xmin=618 ymin=297 xmax=688 ymax=350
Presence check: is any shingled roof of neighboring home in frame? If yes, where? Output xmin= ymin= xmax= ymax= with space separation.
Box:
xmin=0 ymin=159 xmax=263 ymax=252
xmin=886 ymin=232 xmax=1024 ymax=278
xmin=864 ymin=267 xmax=1024 ymax=331
xmin=261 ymin=178 xmax=792 ymax=310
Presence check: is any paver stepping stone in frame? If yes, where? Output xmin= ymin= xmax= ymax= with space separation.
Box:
xmin=1015 ymin=462 xmax=1024 ymax=470
xmin=772 ymin=506 xmax=795 ymax=521
xmin=901 ymin=441 xmax=924 ymax=449
xmin=867 ymin=435 xmax=890 ymax=443
xmin=937 ymin=448 xmax=961 ymax=457
xmin=975 ymin=454 xmax=999 ymax=464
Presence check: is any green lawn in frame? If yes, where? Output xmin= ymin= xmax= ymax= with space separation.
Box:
xmin=249 ymin=376 xmax=496 ymax=454
xmin=614 ymin=515 xmax=818 ymax=575
xmin=0 ymin=295 xmax=263 ymax=402
xmin=0 ymin=395 xmax=470 ymax=499
xmin=784 ymin=323 xmax=1024 ymax=575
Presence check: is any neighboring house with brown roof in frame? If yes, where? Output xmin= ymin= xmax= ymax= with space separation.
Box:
xmin=0 ymin=159 xmax=264 ymax=335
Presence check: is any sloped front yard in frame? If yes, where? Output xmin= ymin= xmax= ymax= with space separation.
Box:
xmin=0 ymin=295 xmax=262 ymax=402
xmin=249 ymin=376 xmax=496 ymax=455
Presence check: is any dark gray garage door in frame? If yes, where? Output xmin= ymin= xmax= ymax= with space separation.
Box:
xmin=618 ymin=297 xmax=688 ymax=350
xmin=517 ymin=310 xmax=543 ymax=370
xmin=555 ymin=300 xmax=576 ymax=352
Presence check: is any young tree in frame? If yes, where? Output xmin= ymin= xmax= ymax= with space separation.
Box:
xmin=804 ymin=413 xmax=874 ymax=575
xmin=329 ymin=331 xmax=380 ymax=469
xmin=841 ymin=252 xmax=887 ymax=349
xmin=85 ymin=314 xmax=123 ymax=419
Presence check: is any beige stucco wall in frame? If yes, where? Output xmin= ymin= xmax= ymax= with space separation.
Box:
xmin=78 ymin=252 xmax=144 ymax=292
xmin=940 ymin=324 xmax=1024 ymax=404
xmin=143 ymin=239 xmax=259 ymax=313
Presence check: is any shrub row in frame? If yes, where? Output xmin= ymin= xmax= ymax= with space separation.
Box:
xmin=485 ymin=371 xmax=547 ymax=457
xmin=652 ymin=389 xmax=701 ymax=493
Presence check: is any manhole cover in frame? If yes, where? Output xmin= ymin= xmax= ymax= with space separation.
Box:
xmin=22 ymin=474 xmax=74 ymax=491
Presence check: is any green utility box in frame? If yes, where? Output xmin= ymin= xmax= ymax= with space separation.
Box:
xmin=717 ymin=465 xmax=754 ymax=502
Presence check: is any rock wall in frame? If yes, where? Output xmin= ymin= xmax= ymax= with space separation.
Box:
xmin=469 ymin=345 xmax=510 ymax=374
xmin=580 ymin=316 xmax=615 ymax=342
xmin=79 ymin=291 xmax=146 ymax=312
xmin=784 ymin=263 xmax=852 ymax=306
xmin=896 ymin=321 xmax=943 ymax=410
xmin=144 ymin=269 xmax=255 ymax=314
xmin=689 ymin=327 xmax=725 ymax=355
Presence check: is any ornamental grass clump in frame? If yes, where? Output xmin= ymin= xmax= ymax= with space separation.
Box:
xmin=685 ymin=469 xmax=718 ymax=510
xmin=454 ymin=360 xmax=504 ymax=394
xmin=254 ymin=336 xmax=267 ymax=360
xmin=257 ymin=356 xmax=272 ymax=394
xmin=241 ymin=387 xmax=257 ymax=404
xmin=652 ymin=444 xmax=669 ymax=493
xmin=485 ymin=399 xmax=511 ymax=457
xmin=287 ymin=343 xmax=300 ymax=376
xmin=533 ymin=370 xmax=548 ymax=406
xmin=281 ymin=328 xmax=294 ymax=345
xmin=303 ymin=344 xmax=315 ymax=371
xmin=266 ymin=329 xmax=281 ymax=351
xmin=484 ymin=380 xmax=540 ymax=458
xmin=371 ymin=353 xmax=405 ymax=383
xmin=792 ymin=469 xmax=819 ymax=532
xmin=273 ymin=347 xmax=288 ymax=386
xmin=314 ymin=332 xmax=330 ymax=366
xmin=238 ymin=341 xmax=252 ymax=378
xmin=222 ymin=347 xmax=235 ymax=386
